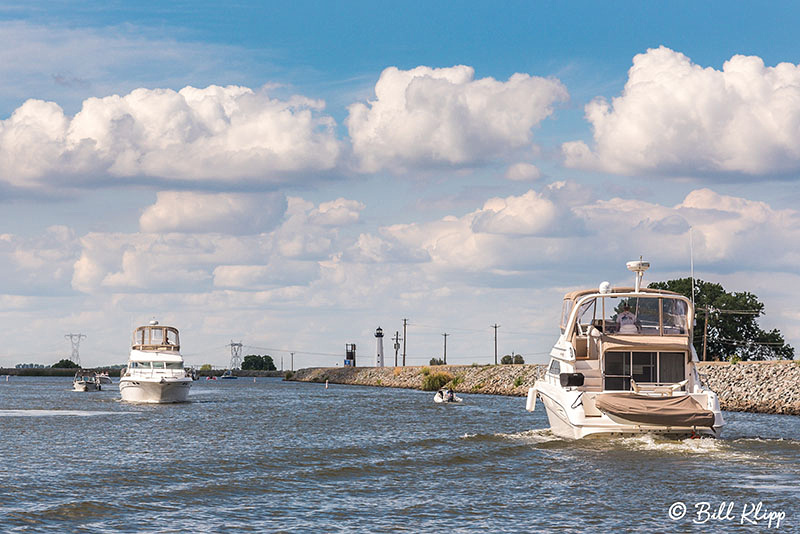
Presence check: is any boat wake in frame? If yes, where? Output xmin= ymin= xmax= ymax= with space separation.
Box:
xmin=617 ymin=433 xmax=725 ymax=454
xmin=0 ymin=409 xmax=132 ymax=417
xmin=496 ymin=428 xmax=564 ymax=445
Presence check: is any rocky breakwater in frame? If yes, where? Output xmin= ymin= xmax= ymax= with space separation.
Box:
xmin=698 ymin=360 xmax=800 ymax=415
xmin=291 ymin=360 xmax=800 ymax=416
xmin=288 ymin=364 xmax=547 ymax=396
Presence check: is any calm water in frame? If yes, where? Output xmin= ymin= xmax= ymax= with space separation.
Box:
xmin=1 ymin=376 xmax=797 ymax=533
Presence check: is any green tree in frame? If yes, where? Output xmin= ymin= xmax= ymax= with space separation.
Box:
xmin=513 ymin=354 xmax=525 ymax=364
xmin=199 ymin=364 xmax=212 ymax=371
xmin=501 ymin=355 xmax=513 ymax=364
xmin=51 ymin=359 xmax=79 ymax=368
xmin=429 ymin=357 xmax=444 ymax=365
xmin=649 ymin=278 xmax=794 ymax=361
xmin=241 ymin=354 xmax=277 ymax=371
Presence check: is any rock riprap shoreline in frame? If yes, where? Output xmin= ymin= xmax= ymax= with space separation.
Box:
xmin=289 ymin=360 xmax=800 ymax=415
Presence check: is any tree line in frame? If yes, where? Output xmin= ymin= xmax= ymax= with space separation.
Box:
xmin=650 ymin=278 xmax=794 ymax=361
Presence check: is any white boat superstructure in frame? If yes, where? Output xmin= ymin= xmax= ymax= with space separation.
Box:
xmin=527 ymin=260 xmax=725 ymax=439
xmin=119 ymin=320 xmax=192 ymax=403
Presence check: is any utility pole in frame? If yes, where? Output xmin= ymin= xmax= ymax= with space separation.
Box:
xmin=65 ymin=333 xmax=87 ymax=367
xmin=280 ymin=355 xmax=283 ymax=371
xmin=402 ymin=318 xmax=408 ymax=366
xmin=491 ymin=324 xmax=500 ymax=365
xmin=291 ymin=352 xmax=294 ymax=371
xmin=393 ymin=331 xmax=402 ymax=367
xmin=702 ymin=309 xmax=708 ymax=362
xmin=442 ymin=333 xmax=449 ymax=364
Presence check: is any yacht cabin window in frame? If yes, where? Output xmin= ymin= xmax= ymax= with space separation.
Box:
xmin=603 ymin=351 xmax=686 ymax=390
xmin=548 ymin=360 xmax=561 ymax=376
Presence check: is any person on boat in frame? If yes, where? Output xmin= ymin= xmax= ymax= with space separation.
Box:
xmin=617 ymin=305 xmax=641 ymax=334
xmin=446 ymin=389 xmax=455 ymax=402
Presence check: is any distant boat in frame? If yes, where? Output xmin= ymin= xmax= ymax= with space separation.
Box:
xmin=96 ymin=372 xmax=113 ymax=385
xmin=119 ymin=320 xmax=193 ymax=403
xmin=220 ymin=370 xmax=238 ymax=380
xmin=73 ymin=370 xmax=102 ymax=392
xmin=433 ymin=387 xmax=462 ymax=404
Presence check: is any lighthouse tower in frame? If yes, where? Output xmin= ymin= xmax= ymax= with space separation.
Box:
xmin=375 ymin=327 xmax=384 ymax=367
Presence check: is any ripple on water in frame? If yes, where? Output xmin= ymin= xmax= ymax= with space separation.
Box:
xmin=0 ymin=409 xmax=133 ymax=417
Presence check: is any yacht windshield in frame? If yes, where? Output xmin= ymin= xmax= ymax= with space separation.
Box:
xmin=576 ymin=296 xmax=688 ymax=335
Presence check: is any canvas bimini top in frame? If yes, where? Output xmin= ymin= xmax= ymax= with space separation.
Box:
xmin=131 ymin=321 xmax=180 ymax=352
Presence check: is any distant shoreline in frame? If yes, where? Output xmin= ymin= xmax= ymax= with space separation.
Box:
xmin=0 ymin=368 xmax=283 ymax=378
xmin=288 ymin=361 xmax=800 ymax=416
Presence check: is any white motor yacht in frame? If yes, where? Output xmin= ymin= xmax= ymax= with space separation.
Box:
xmin=119 ymin=320 xmax=192 ymax=403
xmin=527 ymin=260 xmax=725 ymax=439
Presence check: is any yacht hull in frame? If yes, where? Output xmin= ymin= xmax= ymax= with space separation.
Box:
xmin=119 ymin=378 xmax=191 ymax=403
xmin=535 ymin=384 xmax=723 ymax=440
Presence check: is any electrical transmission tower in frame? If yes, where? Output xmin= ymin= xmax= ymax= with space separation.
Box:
xmin=65 ymin=333 xmax=87 ymax=367
xmin=228 ymin=341 xmax=243 ymax=369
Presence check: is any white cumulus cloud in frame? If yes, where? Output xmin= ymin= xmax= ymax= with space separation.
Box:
xmin=346 ymin=65 xmax=568 ymax=172
xmin=0 ymin=85 xmax=341 ymax=189
xmin=139 ymin=191 xmax=287 ymax=235
xmin=563 ymin=46 xmax=800 ymax=177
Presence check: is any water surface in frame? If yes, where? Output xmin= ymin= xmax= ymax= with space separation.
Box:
xmin=1 ymin=376 xmax=797 ymax=532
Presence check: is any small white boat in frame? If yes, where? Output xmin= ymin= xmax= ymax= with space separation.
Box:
xmin=96 ymin=372 xmax=113 ymax=385
xmin=119 ymin=320 xmax=193 ymax=403
xmin=73 ymin=371 xmax=102 ymax=392
xmin=220 ymin=369 xmax=238 ymax=380
xmin=527 ymin=260 xmax=725 ymax=439
xmin=433 ymin=388 xmax=462 ymax=404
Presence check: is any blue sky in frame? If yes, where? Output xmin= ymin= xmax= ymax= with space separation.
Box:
xmin=1 ymin=1 xmax=800 ymax=367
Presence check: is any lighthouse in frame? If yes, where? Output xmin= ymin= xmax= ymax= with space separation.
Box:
xmin=375 ymin=327 xmax=384 ymax=367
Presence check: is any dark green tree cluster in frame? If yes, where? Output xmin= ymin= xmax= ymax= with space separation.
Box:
xmin=649 ymin=278 xmax=794 ymax=361
xmin=51 ymin=359 xmax=79 ymax=368
xmin=429 ymin=357 xmax=444 ymax=365
xmin=241 ymin=354 xmax=277 ymax=371
xmin=501 ymin=354 xmax=525 ymax=364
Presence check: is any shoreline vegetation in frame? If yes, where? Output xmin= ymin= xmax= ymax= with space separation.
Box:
xmin=288 ymin=361 xmax=800 ymax=416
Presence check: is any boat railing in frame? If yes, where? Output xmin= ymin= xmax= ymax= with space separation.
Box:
xmin=631 ymin=379 xmax=688 ymax=396
xmin=124 ymin=368 xmax=190 ymax=380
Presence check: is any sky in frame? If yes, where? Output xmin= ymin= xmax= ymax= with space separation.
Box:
xmin=2 ymin=1 xmax=800 ymax=369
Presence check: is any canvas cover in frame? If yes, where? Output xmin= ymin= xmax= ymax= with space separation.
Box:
xmin=595 ymin=393 xmax=715 ymax=427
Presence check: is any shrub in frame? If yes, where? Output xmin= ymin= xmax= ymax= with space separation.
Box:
xmin=422 ymin=371 xmax=453 ymax=391
xmin=513 ymin=376 xmax=524 ymax=387
xmin=420 ymin=366 xmax=430 ymax=376
xmin=429 ymin=358 xmax=444 ymax=365
xmin=513 ymin=354 xmax=525 ymax=364
xmin=501 ymin=355 xmax=513 ymax=364
xmin=284 ymin=371 xmax=294 ymax=380
xmin=730 ymin=355 xmax=741 ymax=365
xmin=450 ymin=374 xmax=464 ymax=387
